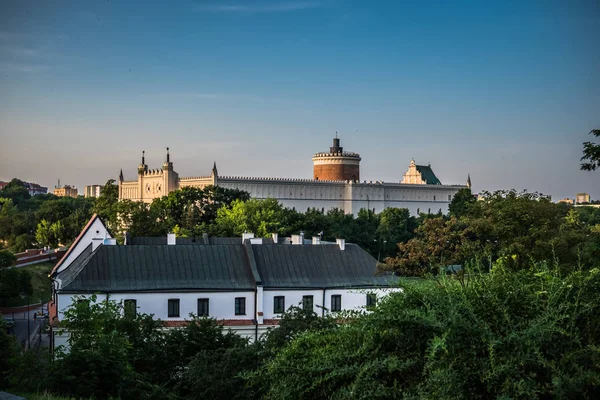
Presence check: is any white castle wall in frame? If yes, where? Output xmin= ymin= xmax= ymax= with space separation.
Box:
xmin=119 ymin=167 xmax=465 ymax=216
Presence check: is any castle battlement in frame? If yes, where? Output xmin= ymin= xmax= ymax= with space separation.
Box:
xmin=142 ymin=169 xmax=164 ymax=176
xmin=219 ymin=176 xmax=348 ymax=183
xmin=179 ymin=176 xmax=213 ymax=181
xmin=312 ymin=151 xmax=361 ymax=158
xmin=118 ymin=139 xmax=469 ymax=215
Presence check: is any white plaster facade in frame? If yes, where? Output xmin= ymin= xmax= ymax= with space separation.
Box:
xmin=55 ymin=287 xmax=398 ymax=344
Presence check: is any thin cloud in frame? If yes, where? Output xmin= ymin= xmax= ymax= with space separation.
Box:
xmin=195 ymin=1 xmax=324 ymax=13
xmin=0 ymin=62 xmax=49 ymax=72
xmin=142 ymin=92 xmax=265 ymax=103
xmin=1 ymin=45 xmax=44 ymax=57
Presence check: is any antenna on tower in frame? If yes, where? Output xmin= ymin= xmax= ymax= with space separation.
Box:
xmin=166 ymin=147 xmax=170 ymax=163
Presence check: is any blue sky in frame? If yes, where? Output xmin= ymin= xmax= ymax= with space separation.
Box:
xmin=0 ymin=0 xmax=599 ymax=200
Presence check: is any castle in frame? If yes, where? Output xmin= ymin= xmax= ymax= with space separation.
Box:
xmin=118 ymin=138 xmax=469 ymax=215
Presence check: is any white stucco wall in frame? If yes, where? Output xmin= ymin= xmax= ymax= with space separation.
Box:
xmin=120 ymin=169 xmax=464 ymax=217
xmin=55 ymin=218 xmax=111 ymax=276
xmin=262 ymin=288 xmax=400 ymax=318
xmin=263 ymin=289 xmax=323 ymax=319
xmin=57 ymin=288 xmax=401 ymax=322
xmin=57 ymin=291 xmax=256 ymax=321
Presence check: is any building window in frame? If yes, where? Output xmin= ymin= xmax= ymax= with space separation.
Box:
xmin=434 ymin=195 xmax=436 ymax=201
xmin=331 ymin=295 xmax=342 ymax=312
xmin=303 ymin=295 xmax=314 ymax=311
xmin=366 ymin=293 xmax=377 ymax=307
xmin=124 ymin=299 xmax=136 ymax=318
xmin=168 ymin=299 xmax=180 ymax=317
xmin=197 ymin=298 xmax=209 ymax=317
xmin=235 ymin=297 xmax=246 ymax=315
xmin=448 ymin=194 xmax=452 ymax=201
xmin=274 ymin=296 xmax=285 ymax=314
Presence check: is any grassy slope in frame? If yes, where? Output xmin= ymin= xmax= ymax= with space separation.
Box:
xmin=2 ymin=262 xmax=54 ymax=307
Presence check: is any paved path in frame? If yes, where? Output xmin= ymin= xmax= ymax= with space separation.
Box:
xmin=8 ymin=306 xmax=45 ymax=348
xmin=0 ymin=391 xmax=26 ymax=400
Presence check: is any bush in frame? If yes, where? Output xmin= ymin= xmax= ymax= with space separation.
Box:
xmin=252 ymin=264 xmax=600 ymax=399
xmin=0 ymin=249 xmax=16 ymax=268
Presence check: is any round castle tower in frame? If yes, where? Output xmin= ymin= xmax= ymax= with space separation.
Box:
xmin=312 ymin=137 xmax=361 ymax=181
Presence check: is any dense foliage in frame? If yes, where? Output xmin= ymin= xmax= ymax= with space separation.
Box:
xmin=0 ymin=179 xmax=94 ymax=252
xmin=0 ymin=268 xmax=33 ymax=306
xmin=3 ymin=263 xmax=600 ymax=399
xmin=581 ymin=129 xmax=600 ymax=171
xmin=382 ymin=189 xmax=600 ymax=276
xmin=0 ymin=177 xmax=421 ymax=259
xmin=253 ymin=264 xmax=600 ymax=399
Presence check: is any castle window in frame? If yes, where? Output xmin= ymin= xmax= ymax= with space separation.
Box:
xmin=434 ymin=195 xmax=436 ymax=201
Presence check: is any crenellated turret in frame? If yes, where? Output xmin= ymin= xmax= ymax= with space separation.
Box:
xmin=312 ymin=136 xmax=361 ymax=181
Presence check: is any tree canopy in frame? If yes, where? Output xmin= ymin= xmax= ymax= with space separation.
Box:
xmin=581 ymin=129 xmax=600 ymax=171
xmin=381 ymin=190 xmax=600 ymax=276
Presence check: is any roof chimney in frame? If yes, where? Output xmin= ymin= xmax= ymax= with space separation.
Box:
xmin=272 ymin=233 xmax=279 ymax=244
xmin=167 ymin=233 xmax=176 ymax=245
xmin=124 ymin=231 xmax=131 ymax=245
xmin=312 ymin=236 xmax=321 ymax=245
xmin=336 ymin=238 xmax=346 ymax=251
xmin=291 ymin=235 xmax=303 ymax=245
xmin=242 ymin=232 xmax=255 ymax=243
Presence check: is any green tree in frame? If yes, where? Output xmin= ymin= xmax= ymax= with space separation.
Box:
xmin=252 ymin=265 xmax=600 ymax=399
xmin=0 ymin=250 xmax=16 ymax=268
xmin=35 ymin=219 xmax=63 ymax=248
xmin=117 ymin=200 xmax=161 ymax=237
xmin=214 ymin=198 xmax=286 ymax=237
xmin=448 ymin=187 xmax=476 ymax=217
xmin=12 ymin=234 xmax=35 ymax=253
xmin=581 ymin=129 xmax=600 ymax=171
xmin=0 ymin=320 xmax=21 ymax=389
xmin=0 ymin=269 xmax=32 ymax=305
xmin=92 ymin=179 xmax=119 ymax=230
xmin=0 ymin=179 xmax=31 ymax=206
xmin=376 ymin=207 xmax=414 ymax=259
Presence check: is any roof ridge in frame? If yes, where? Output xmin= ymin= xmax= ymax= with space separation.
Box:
xmin=51 ymin=213 xmax=100 ymax=276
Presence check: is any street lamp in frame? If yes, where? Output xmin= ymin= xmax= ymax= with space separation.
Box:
xmin=19 ymin=291 xmax=30 ymax=349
